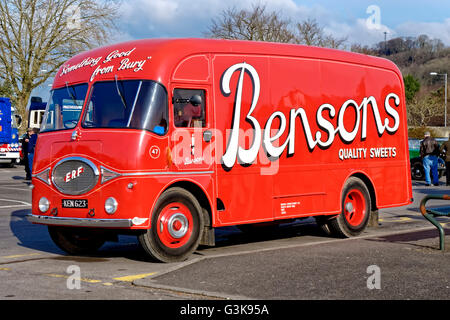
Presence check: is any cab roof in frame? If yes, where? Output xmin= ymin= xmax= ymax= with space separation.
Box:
xmin=54 ymin=38 xmax=401 ymax=89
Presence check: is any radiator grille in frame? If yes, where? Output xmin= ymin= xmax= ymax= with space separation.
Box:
xmin=52 ymin=158 xmax=99 ymax=195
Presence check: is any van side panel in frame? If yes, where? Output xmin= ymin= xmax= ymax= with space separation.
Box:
xmin=212 ymin=53 xmax=410 ymax=226
xmin=269 ymin=57 xmax=330 ymax=218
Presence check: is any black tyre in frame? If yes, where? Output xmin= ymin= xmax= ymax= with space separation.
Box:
xmin=411 ymin=161 xmax=424 ymax=180
xmin=138 ymin=187 xmax=204 ymax=263
xmin=48 ymin=226 xmax=106 ymax=255
xmin=327 ymin=177 xmax=371 ymax=238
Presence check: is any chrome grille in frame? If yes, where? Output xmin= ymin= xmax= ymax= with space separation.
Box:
xmin=52 ymin=157 xmax=99 ymax=195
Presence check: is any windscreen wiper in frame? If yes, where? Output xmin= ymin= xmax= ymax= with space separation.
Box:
xmin=65 ymin=81 xmax=78 ymax=105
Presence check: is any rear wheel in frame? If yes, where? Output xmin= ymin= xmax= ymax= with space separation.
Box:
xmin=48 ymin=226 xmax=106 ymax=255
xmin=327 ymin=177 xmax=371 ymax=238
xmin=138 ymin=187 xmax=204 ymax=263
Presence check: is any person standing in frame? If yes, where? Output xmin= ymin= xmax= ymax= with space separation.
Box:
xmin=21 ymin=128 xmax=33 ymax=180
xmin=420 ymin=131 xmax=440 ymax=186
xmin=27 ymin=128 xmax=39 ymax=178
xmin=439 ymin=133 xmax=450 ymax=186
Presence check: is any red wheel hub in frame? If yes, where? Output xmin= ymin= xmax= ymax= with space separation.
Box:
xmin=343 ymin=189 xmax=365 ymax=227
xmin=157 ymin=202 xmax=193 ymax=248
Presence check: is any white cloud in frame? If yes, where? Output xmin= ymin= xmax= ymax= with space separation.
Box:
xmin=119 ymin=0 xmax=233 ymax=39
xmin=395 ymin=18 xmax=450 ymax=45
xmin=324 ymin=18 xmax=394 ymax=47
xmin=117 ymin=0 xmax=333 ymax=40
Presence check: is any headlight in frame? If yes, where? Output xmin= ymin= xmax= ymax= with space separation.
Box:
xmin=39 ymin=197 xmax=50 ymax=213
xmin=105 ymin=197 xmax=118 ymax=214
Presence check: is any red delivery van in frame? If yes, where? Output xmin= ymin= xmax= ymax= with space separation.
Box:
xmin=28 ymin=38 xmax=412 ymax=262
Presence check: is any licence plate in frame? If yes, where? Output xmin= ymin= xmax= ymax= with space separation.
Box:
xmin=62 ymin=199 xmax=88 ymax=209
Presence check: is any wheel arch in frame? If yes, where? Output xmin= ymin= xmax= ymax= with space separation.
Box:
xmin=161 ymin=180 xmax=213 ymax=226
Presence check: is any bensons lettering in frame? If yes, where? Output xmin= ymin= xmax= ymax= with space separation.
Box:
xmin=221 ymin=62 xmax=400 ymax=169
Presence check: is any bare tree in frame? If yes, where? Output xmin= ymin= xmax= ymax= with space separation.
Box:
xmin=0 ymin=0 xmax=119 ymax=122
xmin=295 ymin=18 xmax=346 ymax=49
xmin=205 ymin=5 xmax=347 ymax=50
xmin=407 ymin=91 xmax=444 ymax=126
xmin=205 ymin=4 xmax=295 ymax=43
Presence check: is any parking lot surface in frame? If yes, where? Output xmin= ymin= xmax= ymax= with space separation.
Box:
xmin=0 ymin=165 xmax=449 ymax=301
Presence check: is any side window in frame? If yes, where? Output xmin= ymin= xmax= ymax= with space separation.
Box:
xmin=173 ymin=89 xmax=206 ymax=128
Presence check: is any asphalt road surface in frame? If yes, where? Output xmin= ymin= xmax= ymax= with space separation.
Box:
xmin=0 ymin=164 xmax=449 ymax=303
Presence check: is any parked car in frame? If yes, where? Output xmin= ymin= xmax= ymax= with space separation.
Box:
xmin=408 ymin=137 xmax=447 ymax=180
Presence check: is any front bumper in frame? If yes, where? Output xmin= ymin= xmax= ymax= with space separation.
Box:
xmin=0 ymin=152 xmax=20 ymax=159
xmin=27 ymin=214 xmax=133 ymax=228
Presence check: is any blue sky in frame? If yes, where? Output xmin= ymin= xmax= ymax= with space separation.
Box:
xmin=298 ymin=0 xmax=450 ymax=25
xmin=116 ymin=0 xmax=450 ymax=45
xmin=32 ymin=0 xmax=450 ymax=100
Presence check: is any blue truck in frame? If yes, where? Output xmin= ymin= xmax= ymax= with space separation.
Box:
xmin=28 ymin=96 xmax=47 ymax=129
xmin=0 ymin=97 xmax=22 ymax=167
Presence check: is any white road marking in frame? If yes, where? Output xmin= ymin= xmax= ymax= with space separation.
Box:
xmin=0 ymin=186 xmax=32 ymax=192
xmin=0 ymin=198 xmax=31 ymax=208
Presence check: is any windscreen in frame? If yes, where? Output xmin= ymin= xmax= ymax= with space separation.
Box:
xmin=41 ymin=84 xmax=88 ymax=132
xmin=11 ymin=109 xmax=18 ymax=128
xmin=82 ymin=80 xmax=168 ymax=135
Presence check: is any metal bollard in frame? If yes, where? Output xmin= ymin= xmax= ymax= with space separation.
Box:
xmin=419 ymin=194 xmax=450 ymax=251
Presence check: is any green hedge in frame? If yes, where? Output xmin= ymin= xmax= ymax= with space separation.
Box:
xmin=408 ymin=127 xmax=438 ymax=139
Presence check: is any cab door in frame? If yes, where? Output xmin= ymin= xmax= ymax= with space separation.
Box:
xmin=170 ymin=86 xmax=214 ymax=171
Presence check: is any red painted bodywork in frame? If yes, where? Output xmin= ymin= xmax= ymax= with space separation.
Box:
xmin=31 ymin=38 xmax=412 ymax=230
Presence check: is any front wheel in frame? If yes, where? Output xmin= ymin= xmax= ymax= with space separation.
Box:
xmin=138 ymin=187 xmax=204 ymax=263
xmin=48 ymin=226 xmax=106 ymax=255
xmin=327 ymin=177 xmax=371 ymax=238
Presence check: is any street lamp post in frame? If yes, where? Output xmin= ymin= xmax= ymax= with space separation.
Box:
xmin=430 ymin=72 xmax=448 ymax=127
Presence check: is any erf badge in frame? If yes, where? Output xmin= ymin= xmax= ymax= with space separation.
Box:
xmin=149 ymin=146 xmax=160 ymax=159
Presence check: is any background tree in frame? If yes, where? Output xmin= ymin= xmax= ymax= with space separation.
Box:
xmin=295 ymin=18 xmax=346 ymax=49
xmin=403 ymin=74 xmax=421 ymax=102
xmin=205 ymin=4 xmax=346 ymax=49
xmin=205 ymin=4 xmax=294 ymax=43
xmin=0 ymin=79 xmax=13 ymax=97
xmin=407 ymin=90 xmax=444 ymax=126
xmin=0 ymin=0 xmax=119 ymax=125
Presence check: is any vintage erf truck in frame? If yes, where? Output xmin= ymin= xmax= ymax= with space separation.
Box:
xmin=28 ymin=39 xmax=412 ymax=262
